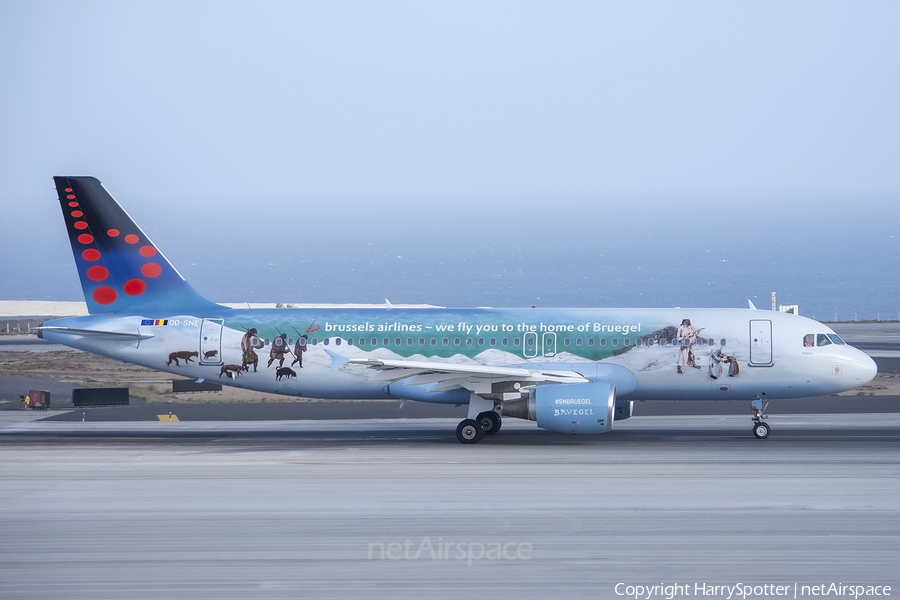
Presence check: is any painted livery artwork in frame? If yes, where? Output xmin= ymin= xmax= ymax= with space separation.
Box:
xmin=39 ymin=176 xmax=877 ymax=443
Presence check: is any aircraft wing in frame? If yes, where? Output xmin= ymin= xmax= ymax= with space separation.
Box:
xmin=333 ymin=354 xmax=588 ymax=394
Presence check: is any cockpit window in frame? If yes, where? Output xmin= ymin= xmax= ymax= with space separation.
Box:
xmin=803 ymin=334 xmax=814 ymax=347
xmin=827 ymin=334 xmax=846 ymax=345
xmin=816 ymin=334 xmax=832 ymax=347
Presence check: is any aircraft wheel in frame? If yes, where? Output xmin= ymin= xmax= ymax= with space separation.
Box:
xmin=456 ymin=419 xmax=484 ymax=444
xmin=477 ymin=411 xmax=501 ymax=435
xmin=753 ymin=422 xmax=770 ymax=439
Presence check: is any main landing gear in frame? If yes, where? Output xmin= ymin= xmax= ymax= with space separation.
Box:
xmin=455 ymin=411 xmax=503 ymax=444
xmin=456 ymin=394 xmax=501 ymax=444
xmin=751 ymin=398 xmax=771 ymax=439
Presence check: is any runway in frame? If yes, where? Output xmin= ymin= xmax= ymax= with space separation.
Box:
xmin=1 ymin=324 xmax=899 ymax=598
xmin=1 ymin=415 xmax=898 ymax=599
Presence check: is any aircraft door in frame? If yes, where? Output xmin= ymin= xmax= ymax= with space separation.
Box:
xmin=749 ymin=319 xmax=773 ymax=366
xmin=199 ymin=318 xmax=224 ymax=365
xmin=542 ymin=332 xmax=557 ymax=357
xmin=524 ymin=332 xmax=538 ymax=358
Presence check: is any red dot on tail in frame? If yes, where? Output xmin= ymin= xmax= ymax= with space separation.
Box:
xmin=139 ymin=245 xmax=157 ymax=257
xmin=74 ymin=221 xmax=88 ymax=230
xmin=66 ymin=194 xmax=76 ymax=200
xmin=92 ymin=286 xmax=117 ymax=305
xmin=141 ymin=263 xmax=163 ymax=278
xmin=108 ymin=229 xmax=120 ymax=237
xmin=64 ymin=188 xmax=73 ymax=192
xmin=123 ymin=279 xmax=146 ymax=296
xmin=78 ymin=234 xmax=94 ymax=244
xmin=87 ymin=266 xmax=108 ymax=281
xmin=124 ymin=234 xmax=139 ymax=244
xmin=82 ymin=249 xmax=101 ymax=261
xmin=71 ymin=210 xmax=83 ymax=217
xmin=68 ymin=202 xmax=79 ymax=208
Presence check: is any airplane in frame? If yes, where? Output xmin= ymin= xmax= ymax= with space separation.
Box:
xmin=38 ymin=176 xmax=878 ymax=443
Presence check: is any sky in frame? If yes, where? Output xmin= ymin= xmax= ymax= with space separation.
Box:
xmin=1 ymin=1 xmax=899 ymax=313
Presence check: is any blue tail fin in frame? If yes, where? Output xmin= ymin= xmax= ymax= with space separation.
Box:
xmin=53 ymin=176 xmax=221 ymax=315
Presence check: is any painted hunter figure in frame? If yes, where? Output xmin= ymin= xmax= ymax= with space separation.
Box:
xmin=676 ymin=319 xmax=704 ymax=374
xmin=291 ymin=335 xmax=307 ymax=368
xmin=268 ymin=333 xmax=289 ymax=368
xmin=241 ymin=328 xmax=260 ymax=372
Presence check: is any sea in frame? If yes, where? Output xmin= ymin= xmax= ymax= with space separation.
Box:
xmin=5 ymin=196 xmax=899 ymax=322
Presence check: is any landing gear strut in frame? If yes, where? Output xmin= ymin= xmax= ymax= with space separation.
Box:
xmin=751 ymin=398 xmax=770 ymax=439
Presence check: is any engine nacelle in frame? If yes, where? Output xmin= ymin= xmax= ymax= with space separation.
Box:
xmin=502 ymin=382 xmax=616 ymax=434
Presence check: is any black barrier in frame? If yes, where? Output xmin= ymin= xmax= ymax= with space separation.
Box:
xmin=72 ymin=388 xmax=129 ymax=407
xmin=172 ymin=380 xmax=222 ymax=393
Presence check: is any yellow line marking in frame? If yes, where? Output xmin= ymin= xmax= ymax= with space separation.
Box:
xmin=156 ymin=414 xmax=180 ymax=422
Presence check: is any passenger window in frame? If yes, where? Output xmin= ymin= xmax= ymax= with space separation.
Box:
xmin=477 ymin=338 xmax=484 ymax=346
xmin=720 ymin=339 xmax=726 ymax=347
xmin=419 ymin=337 xmax=425 ymax=346
xmin=636 ymin=338 xmax=643 ymax=346
xmin=311 ymin=338 xmax=318 ymax=345
xmin=371 ymin=337 xmax=378 ymax=346
xmin=383 ymin=338 xmax=390 ymax=346
xmin=564 ymin=338 xmax=571 ymax=347
xmin=454 ymin=338 xmax=461 ymax=346
xmin=817 ymin=334 xmax=833 ymax=347
xmin=395 ymin=337 xmax=402 ymax=346
xmin=612 ymin=338 xmax=619 ymax=346
xmin=588 ymin=338 xmax=595 ymax=346
xmin=804 ymin=334 xmax=815 ymax=347
xmin=513 ymin=337 xmax=520 ymax=346
xmin=501 ymin=338 xmax=508 ymax=346
xmin=624 ymin=338 xmax=631 ymax=346
xmin=599 ymin=338 xmax=607 ymax=347
xmin=430 ymin=338 xmax=437 ymax=346
xmin=406 ymin=337 xmax=413 ymax=346
xmin=443 ymin=338 xmax=449 ymax=346
xmin=490 ymin=338 xmax=496 ymax=346
xmin=324 ymin=338 xmax=330 ymax=346
xmin=576 ymin=338 xmax=583 ymax=347
xmin=466 ymin=338 xmax=473 ymax=346
xmin=335 ymin=338 xmax=341 ymax=346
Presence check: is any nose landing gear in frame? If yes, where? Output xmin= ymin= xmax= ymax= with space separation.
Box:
xmin=751 ymin=398 xmax=770 ymax=439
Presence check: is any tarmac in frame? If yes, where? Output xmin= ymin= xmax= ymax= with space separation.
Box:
xmin=0 ymin=321 xmax=898 ymax=598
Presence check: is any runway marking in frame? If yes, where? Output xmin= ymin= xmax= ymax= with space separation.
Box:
xmin=156 ymin=414 xmax=180 ymax=422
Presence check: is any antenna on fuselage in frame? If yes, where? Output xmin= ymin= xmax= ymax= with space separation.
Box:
xmin=748 ymin=299 xmax=757 ymax=310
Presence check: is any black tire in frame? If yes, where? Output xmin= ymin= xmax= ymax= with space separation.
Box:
xmin=477 ymin=411 xmax=502 ymax=435
xmin=456 ymin=419 xmax=484 ymax=444
xmin=753 ymin=422 xmax=770 ymax=439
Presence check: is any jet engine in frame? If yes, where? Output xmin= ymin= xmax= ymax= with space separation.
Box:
xmin=501 ymin=382 xmax=616 ymax=434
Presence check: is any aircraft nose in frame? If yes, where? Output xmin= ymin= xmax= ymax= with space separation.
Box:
xmin=856 ymin=351 xmax=877 ymax=385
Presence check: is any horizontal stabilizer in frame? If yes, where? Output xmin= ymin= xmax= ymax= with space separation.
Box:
xmin=38 ymin=325 xmax=155 ymax=340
